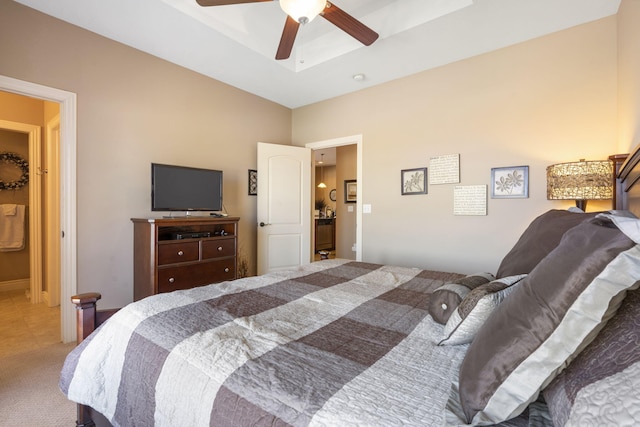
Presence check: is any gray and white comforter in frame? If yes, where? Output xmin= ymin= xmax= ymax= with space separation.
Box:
xmin=60 ymin=260 xmax=475 ymax=426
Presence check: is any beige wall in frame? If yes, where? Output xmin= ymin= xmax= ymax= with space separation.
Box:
xmin=292 ymin=16 xmax=619 ymax=274
xmin=617 ymin=0 xmax=640 ymax=153
xmin=335 ymin=145 xmax=357 ymax=259
xmin=0 ymin=1 xmax=291 ymax=308
xmin=0 ymin=91 xmax=44 ymax=123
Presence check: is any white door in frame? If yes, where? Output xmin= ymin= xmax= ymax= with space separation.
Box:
xmin=257 ymin=142 xmax=311 ymax=275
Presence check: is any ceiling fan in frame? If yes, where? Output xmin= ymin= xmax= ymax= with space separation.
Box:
xmin=195 ymin=0 xmax=379 ymax=60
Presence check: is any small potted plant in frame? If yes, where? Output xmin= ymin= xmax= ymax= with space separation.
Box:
xmin=315 ymin=199 xmax=327 ymax=217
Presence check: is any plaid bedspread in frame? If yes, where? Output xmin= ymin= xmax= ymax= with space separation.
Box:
xmin=60 ymin=260 xmax=471 ymax=426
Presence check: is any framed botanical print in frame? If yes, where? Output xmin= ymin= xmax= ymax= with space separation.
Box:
xmin=401 ymin=167 xmax=427 ymax=195
xmin=248 ymin=169 xmax=257 ymax=196
xmin=491 ymin=166 xmax=528 ymax=198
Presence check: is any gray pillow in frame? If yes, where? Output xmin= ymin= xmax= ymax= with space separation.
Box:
xmin=496 ymin=209 xmax=598 ymax=278
xmin=446 ymin=212 xmax=640 ymax=426
xmin=428 ymin=273 xmax=495 ymax=325
xmin=438 ymin=274 xmax=526 ymax=346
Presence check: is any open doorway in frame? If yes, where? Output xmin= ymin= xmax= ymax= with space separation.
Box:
xmin=0 ymin=94 xmax=60 ymax=351
xmin=306 ymin=135 xmax=362 ymax=262
xmin=313 ymin=148 xmax=337 ymax=260
xmin=0 ymin=75 xmax=78 ymax=343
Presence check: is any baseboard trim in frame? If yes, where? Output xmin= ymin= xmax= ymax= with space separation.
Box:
xmin=0 ymin=278 xmax=30 ymax=292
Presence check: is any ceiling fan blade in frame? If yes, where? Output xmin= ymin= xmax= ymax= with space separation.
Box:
xmin=196 ymin=0 xmax=271 ymax=6
xmin=275 ymin=16 xmax=300 ymax=60
xmin=321 ymin=2 xmax=379 ymax=46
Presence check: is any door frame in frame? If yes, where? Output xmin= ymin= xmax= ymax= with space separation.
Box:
xmin=44 ymin=114 xmax=61 ymax=307
xmin=0 ymin=75 xmax=78 ymax=343
xmin=306 ymin=135 xmax=362 ymax=261
xmin=0 ymin=119 xmax=42 ymax=304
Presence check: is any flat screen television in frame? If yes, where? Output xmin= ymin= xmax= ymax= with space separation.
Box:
xmin=151 ymin=163 xmax=223 ymax=212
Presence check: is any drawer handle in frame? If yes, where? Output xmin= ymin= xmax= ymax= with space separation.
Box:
xmin=224 ymin=267 xmax=230 ymax=273
xmin=168 ymin=277 xmax=175 ymax=283
xmin=177 ymin=250 xmax=184 ymax=256
xmin=217 ymin=246 xmax=223 ymax=252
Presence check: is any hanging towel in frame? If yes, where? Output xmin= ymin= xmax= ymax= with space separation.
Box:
xmin=0 ymin=204 xmax=26 ymax=251
xmin=2 ymin=204 xmax=17 ymax=215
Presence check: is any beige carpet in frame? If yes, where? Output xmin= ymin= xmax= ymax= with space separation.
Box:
xmin=0 ymin=342 xmax=77 ymax=426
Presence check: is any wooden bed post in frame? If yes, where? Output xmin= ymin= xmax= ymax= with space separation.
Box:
xmin=71 ymin=293 xmax=102 ymax=427
xmin=72 ymin=293 xmax=118 ymax=427
xmin=71 ymin=293 xmax=120 ymax=427
xmin=610 ymin=154 xmax=629 ymax=210
xmin=72 ymin=292 xmax=102 ymax=344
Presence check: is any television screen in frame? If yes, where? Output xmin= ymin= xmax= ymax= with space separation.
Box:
xmin=151 ymin=163 xmax=223 ymax=212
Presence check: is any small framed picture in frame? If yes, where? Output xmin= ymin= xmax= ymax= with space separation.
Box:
xmin=491 ymin=166 xmax=529 ymax=198
xmin=401 ymin=167 xmax=428 ymax=195
xmin=344 ymin=179 xmax=357 ymax=203
xmin=248 ymin=169 xmax=257 ymax=196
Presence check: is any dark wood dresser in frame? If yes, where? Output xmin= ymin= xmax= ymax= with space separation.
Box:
xmin=131 ymin=217 xmax=239 ymax=301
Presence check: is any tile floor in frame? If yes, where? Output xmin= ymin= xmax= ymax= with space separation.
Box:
xmin=0 ymin=289 xmax=61 ymax=358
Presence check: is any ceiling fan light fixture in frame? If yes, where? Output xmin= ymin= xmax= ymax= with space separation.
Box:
xmin=279 ymin=0 xmax=326 ymax=24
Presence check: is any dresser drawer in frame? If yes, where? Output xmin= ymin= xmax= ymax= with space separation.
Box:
xmin=202 ymin=238 xmax=236 ymax=259
xmin=158 ymin=259 xmax=236 ymax=293
xmin=158 ymin=241 xmax=199 ymax=265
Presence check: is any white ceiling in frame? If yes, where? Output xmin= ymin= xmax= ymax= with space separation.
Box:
xmin=14 ymin=0 xmax=620 ymax=108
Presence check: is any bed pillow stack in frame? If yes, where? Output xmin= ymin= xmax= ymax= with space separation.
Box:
xmin=428 ymin=273 xmax=495 ymax=325
xmin=445 ymin=212 xmax=640 ymax=426
xmin=435 ymin=209 xmax=593 ymax=346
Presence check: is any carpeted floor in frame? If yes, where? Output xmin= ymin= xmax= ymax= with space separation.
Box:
xmin=0 ymin=342 xmax=77 ymax=426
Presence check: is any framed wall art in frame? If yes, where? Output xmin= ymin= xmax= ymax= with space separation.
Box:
xmin=401 ymin=167 xmax=427 ymax=195
xmin=430 ymin=153 xmax=460 ymax=185
xmin=454 ymin=185 xmax=487 ymax=215
xmin=248 ymin=169 xmax=257 ymax=196
xmin=491 ymin=166 xmax=528 ymax=198
xmin=344 ymin=179 xmax=357 ymax=203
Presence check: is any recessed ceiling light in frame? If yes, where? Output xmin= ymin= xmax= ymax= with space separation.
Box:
xmin=352 ymin=73 xmax=365 ymax=82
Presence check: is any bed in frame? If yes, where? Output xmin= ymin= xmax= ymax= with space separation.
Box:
xmin=60 ymin=148 xmax=640 ymax=427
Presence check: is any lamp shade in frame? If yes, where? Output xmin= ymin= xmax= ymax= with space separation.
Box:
xmin=546 ymin=159 xmax=613 ymax=204
xmin=279 ymin=0 xmax=326 ymax=24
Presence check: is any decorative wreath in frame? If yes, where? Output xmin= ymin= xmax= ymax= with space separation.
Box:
xmin=0 ymin=151 xmax=29 ymax=191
